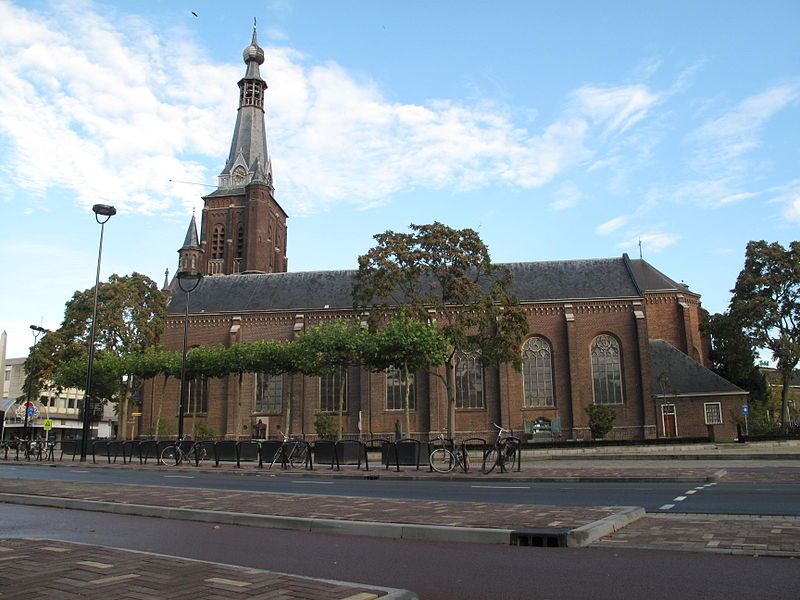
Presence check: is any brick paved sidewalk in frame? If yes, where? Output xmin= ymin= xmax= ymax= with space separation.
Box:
xmin=0 ymin=478 xmax=622 ymax=531
xmin=0 ymin=538 xmax=416 ymax=599
xmin=595 ymin=513 xmax=800 ymax=557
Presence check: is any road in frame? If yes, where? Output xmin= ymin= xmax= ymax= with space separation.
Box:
xmin=1 ymin=464 xmax=799 ymax=515
xmin=2 ymin=504 xmax=798 ymax=600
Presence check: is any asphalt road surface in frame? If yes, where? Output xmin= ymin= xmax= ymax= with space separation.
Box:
xmin=1 ymin=464 xmax=799 ymax=515
xmin=2 ymin=504 xmax=798 ymax=600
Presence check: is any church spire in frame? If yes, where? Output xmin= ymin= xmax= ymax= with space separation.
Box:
xmin=218 ymin=22 xmax=272 ymax=190
xmin=177 ymin=213 xmax=203 ymax=275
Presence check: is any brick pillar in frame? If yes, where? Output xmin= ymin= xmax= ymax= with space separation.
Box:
xmin=563 ymin=304 xmax=584 ymax=439
xmin=632 ymin=302 xmax=656 ymax=439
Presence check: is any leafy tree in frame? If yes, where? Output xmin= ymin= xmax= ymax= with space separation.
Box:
xmin=729 ymin=241 xmax=800 ymax=433
xmin=363 ymin=315 xmax=449 ymax=438
xmin=293 ymin=319 xmax=367 ymax=439
xmin=27 ymin=272 xmax=166 ymax=440
xmin=313 ymin=412 xmax=337 ymax=441
xmin=354 ymin=222 xmax=528 ymax=437
xmin=585 ymin=404 xmax=616 ymax=439
xmin=703 ymin=311 xmax=770 ymax=418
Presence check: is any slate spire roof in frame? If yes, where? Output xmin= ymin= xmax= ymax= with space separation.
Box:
xmin=216 ymin=23 xmax=272 ymax=191
xmin=180 ymin=213 xmax=201 ymax=250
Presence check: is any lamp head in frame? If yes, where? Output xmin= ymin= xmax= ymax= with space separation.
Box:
xmin=92 ymin=204 xmax=117 ymax=217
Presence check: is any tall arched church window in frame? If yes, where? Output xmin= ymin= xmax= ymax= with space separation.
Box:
xmin=320 ymin=372 xmax=347 ymax=413
xmin=386 ymin=368 xmax=415 ymax=411
xmin=255 ymin=373 xmax=282 ymax=413
xmin=455 ymin=351 xmax=484 ymax=409
xmin=590 ymin=334 xmax=623 ymax=405
xmin=188 ymin=376 xmax=208 ymax=413
xmin=211 ymin=225 xmax=225 ymax=260
xmin=522 ymin=337 xmax=554 ymax=407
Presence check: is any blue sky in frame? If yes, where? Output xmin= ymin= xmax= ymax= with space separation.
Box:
xmin=1 ymin=0 xmax=798 ymax=358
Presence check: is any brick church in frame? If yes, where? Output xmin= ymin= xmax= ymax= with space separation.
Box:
xmin=141 ymin=27 xmax=746 ymax=442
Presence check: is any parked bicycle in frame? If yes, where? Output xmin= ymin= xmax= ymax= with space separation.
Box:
xmin=268 ymin=434 xmax=309 ymax=470
xmin=429 ymin=430 xmax=470 ymax=473
xmin=481 ymin=423 xmax=518 ymax=474
xmin=160 ymin=437 xmax=207 ymax=467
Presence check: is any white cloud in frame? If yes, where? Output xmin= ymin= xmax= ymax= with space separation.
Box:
xmin=595 ymin=215 xmax=631 ymax=235
xmin=618 ymin=232 xmax=680 ymax=253
xmin=0 ymin=1 xmax=664 ymax=218
xmin=549 ymin=182 xmax=584 ymax=211
xmin=766 ymin=179 xmax=800 ymax=223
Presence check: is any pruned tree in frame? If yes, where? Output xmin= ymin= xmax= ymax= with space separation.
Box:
xmin=354 ymin=222 xmax=528 ymax=438
xmin=729 ymin=241 xmax=800 ymax=433
xmin=292 ymin=319 xmax=367 ymax=439
xmin=363 ymin=315 xmax=449 ymax=438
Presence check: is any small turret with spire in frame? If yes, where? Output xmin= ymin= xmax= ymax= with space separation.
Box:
xmin=177 ymin=211 xmax=204 ymax=276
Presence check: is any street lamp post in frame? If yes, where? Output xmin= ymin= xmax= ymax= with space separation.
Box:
xmin=80 ymin=203 xmax=116 ymax=462
xmin=23 ymin=325 xmax=50 ymax=441
xmin=176 ymin=270 xmax=202 ymax=440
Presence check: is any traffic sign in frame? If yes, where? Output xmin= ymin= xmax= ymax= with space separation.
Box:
xmin=43 ymin=419 xmax=53 ymax=431
xmin=741 ymin=404 xmax=749 ymax=415
xmin=26 ymin=406 xmax=35 ymax=417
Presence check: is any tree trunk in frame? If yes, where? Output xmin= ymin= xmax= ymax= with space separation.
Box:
xmin=338 ymin=368 xmax=346 ymax=440
xmin=155 ymin=376 xmax=168 ymax=440
xmin=781 ymin=370 xmax=791 ymax=434
xmin=446 ymin=357 xmax=456 ymax=439
xmin=403 ymin=364 xmax=412 ymax=439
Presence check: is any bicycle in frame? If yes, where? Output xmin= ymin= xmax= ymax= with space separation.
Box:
xmin=268 ymin=434 xmax=309 ymax=470
xmin=429 ymin=430 xmax=470 ymax=473
xmin=160 ymin=437 xmax=207 ymax=466
xmin=481 ymin=423 xmax=518 ymax=474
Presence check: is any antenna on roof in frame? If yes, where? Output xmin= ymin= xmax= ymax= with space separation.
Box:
xmin=638 ymin=237 xmax=643 ymax=260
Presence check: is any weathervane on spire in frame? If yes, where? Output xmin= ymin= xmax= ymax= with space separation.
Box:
xmin=638 ymin=237 xmax=643 ymax=259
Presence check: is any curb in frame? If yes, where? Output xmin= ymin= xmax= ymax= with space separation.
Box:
xmin=567 ymin=506 xmax=646 ymax=547
xmin=0 ymin=492 xmax=642 ymax=548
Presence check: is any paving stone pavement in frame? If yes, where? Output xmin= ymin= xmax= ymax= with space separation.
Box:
xmin=0 ymin=538 xmax=415 ymax=599
xmin=0 ymin=478 xmax=621 ymax=530
xmin=594 ymin=513 xmax=800 ymax=556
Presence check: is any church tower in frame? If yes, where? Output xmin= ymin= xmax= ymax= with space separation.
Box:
xmin=197 ymin=22 xmax=288 ymax=276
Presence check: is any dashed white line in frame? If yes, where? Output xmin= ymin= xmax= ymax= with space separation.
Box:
xmin=70 ymin=470 xmax=89 ymax=473
xmin=163 ymin=475 xmax=194 ymax=479
xmin=673 ymin=496 xmax=687 ymax=502
xmin=290 ymin=480 xmax=334 ymax=485
xmin=660 ymin=504 xmax=675 ymax=510
xmin=471 ymin=485 xmax=530 ymax=490
xmin=685 ymin=490 xmax=697 ymax=495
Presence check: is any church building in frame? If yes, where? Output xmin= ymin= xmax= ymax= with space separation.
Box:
xmin=142 ymin=27 xmax=746 ymax=443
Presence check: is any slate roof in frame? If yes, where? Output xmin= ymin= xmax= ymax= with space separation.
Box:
xmin=167 ymin=255 xmax=692 ymax=316
xmin=650 ymin=340 xmax=746 ymax=396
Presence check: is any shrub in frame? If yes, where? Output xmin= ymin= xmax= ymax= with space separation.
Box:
xmin=585 ymin=404 xmax=616 ymax=439
xmin=314 ymin=413 xmax=337 ymax=440
xmin=149 ymin=418 xmax=175 ymax=439
xmin=192 ymin=420 xmax=215 ymax=440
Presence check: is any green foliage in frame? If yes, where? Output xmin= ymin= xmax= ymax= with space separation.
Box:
xmin=729 ymin=240 xmax=800 ymax=432
xmin=191 ymin=420 xmax=215 ymax=440
xmin=585 ymin=404 xmax=617 ymax=439
xmin=363 ymin=315 xmax=449 ymax=373
xmin=353 ymin=222 xmax=529 ymax=436
xmin=149 ymin=418 xmax=176 ymax=438
xmin=702 ymin=311 xmax=769 ymax=405
xmin=313 ymin=412 xmax=337 ymax=440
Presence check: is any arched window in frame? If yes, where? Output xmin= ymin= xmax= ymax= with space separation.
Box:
xmin=255 ymin=373 xmax=282 ymax=413
xmin=236 ymin=224 xmax=245 ymax=259
xmin=320 ymin=371 xmax=347 ymax=413
xmin=455 ymin=351 xmax=484 ymax=409
xmin=386 ymin=368 xmax=415 ymax=411
xmin=211 ymin=225 xmax=225 ymax=260
xmin=188 ymin=376 xmax=208 ymax=413
xmin=590 ymin=335 xmax=623 ymax=405
xmin=522 ymin=337 xmax=554 ymax=407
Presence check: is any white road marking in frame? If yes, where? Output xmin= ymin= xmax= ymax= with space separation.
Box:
xmin=673 ymin=496 xmax=687 ymax=501
xmin=290 ymin=480 xmax=334 ymax=485
xmin=164 ymin=475 xmax=194 ymax=479
xmin=685 ymin=490 xmax=697 ymax=494
xmin=471 ymin=485 xmax=530 ymax=490
xmin=660 ymin=504 xmax=675 ymax=510
xmin=70 ymin=470 xmax=89 ymax=473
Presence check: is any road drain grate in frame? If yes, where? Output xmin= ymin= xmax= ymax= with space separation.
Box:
xmin=510 ymin=529 xmax=569 ymax=547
